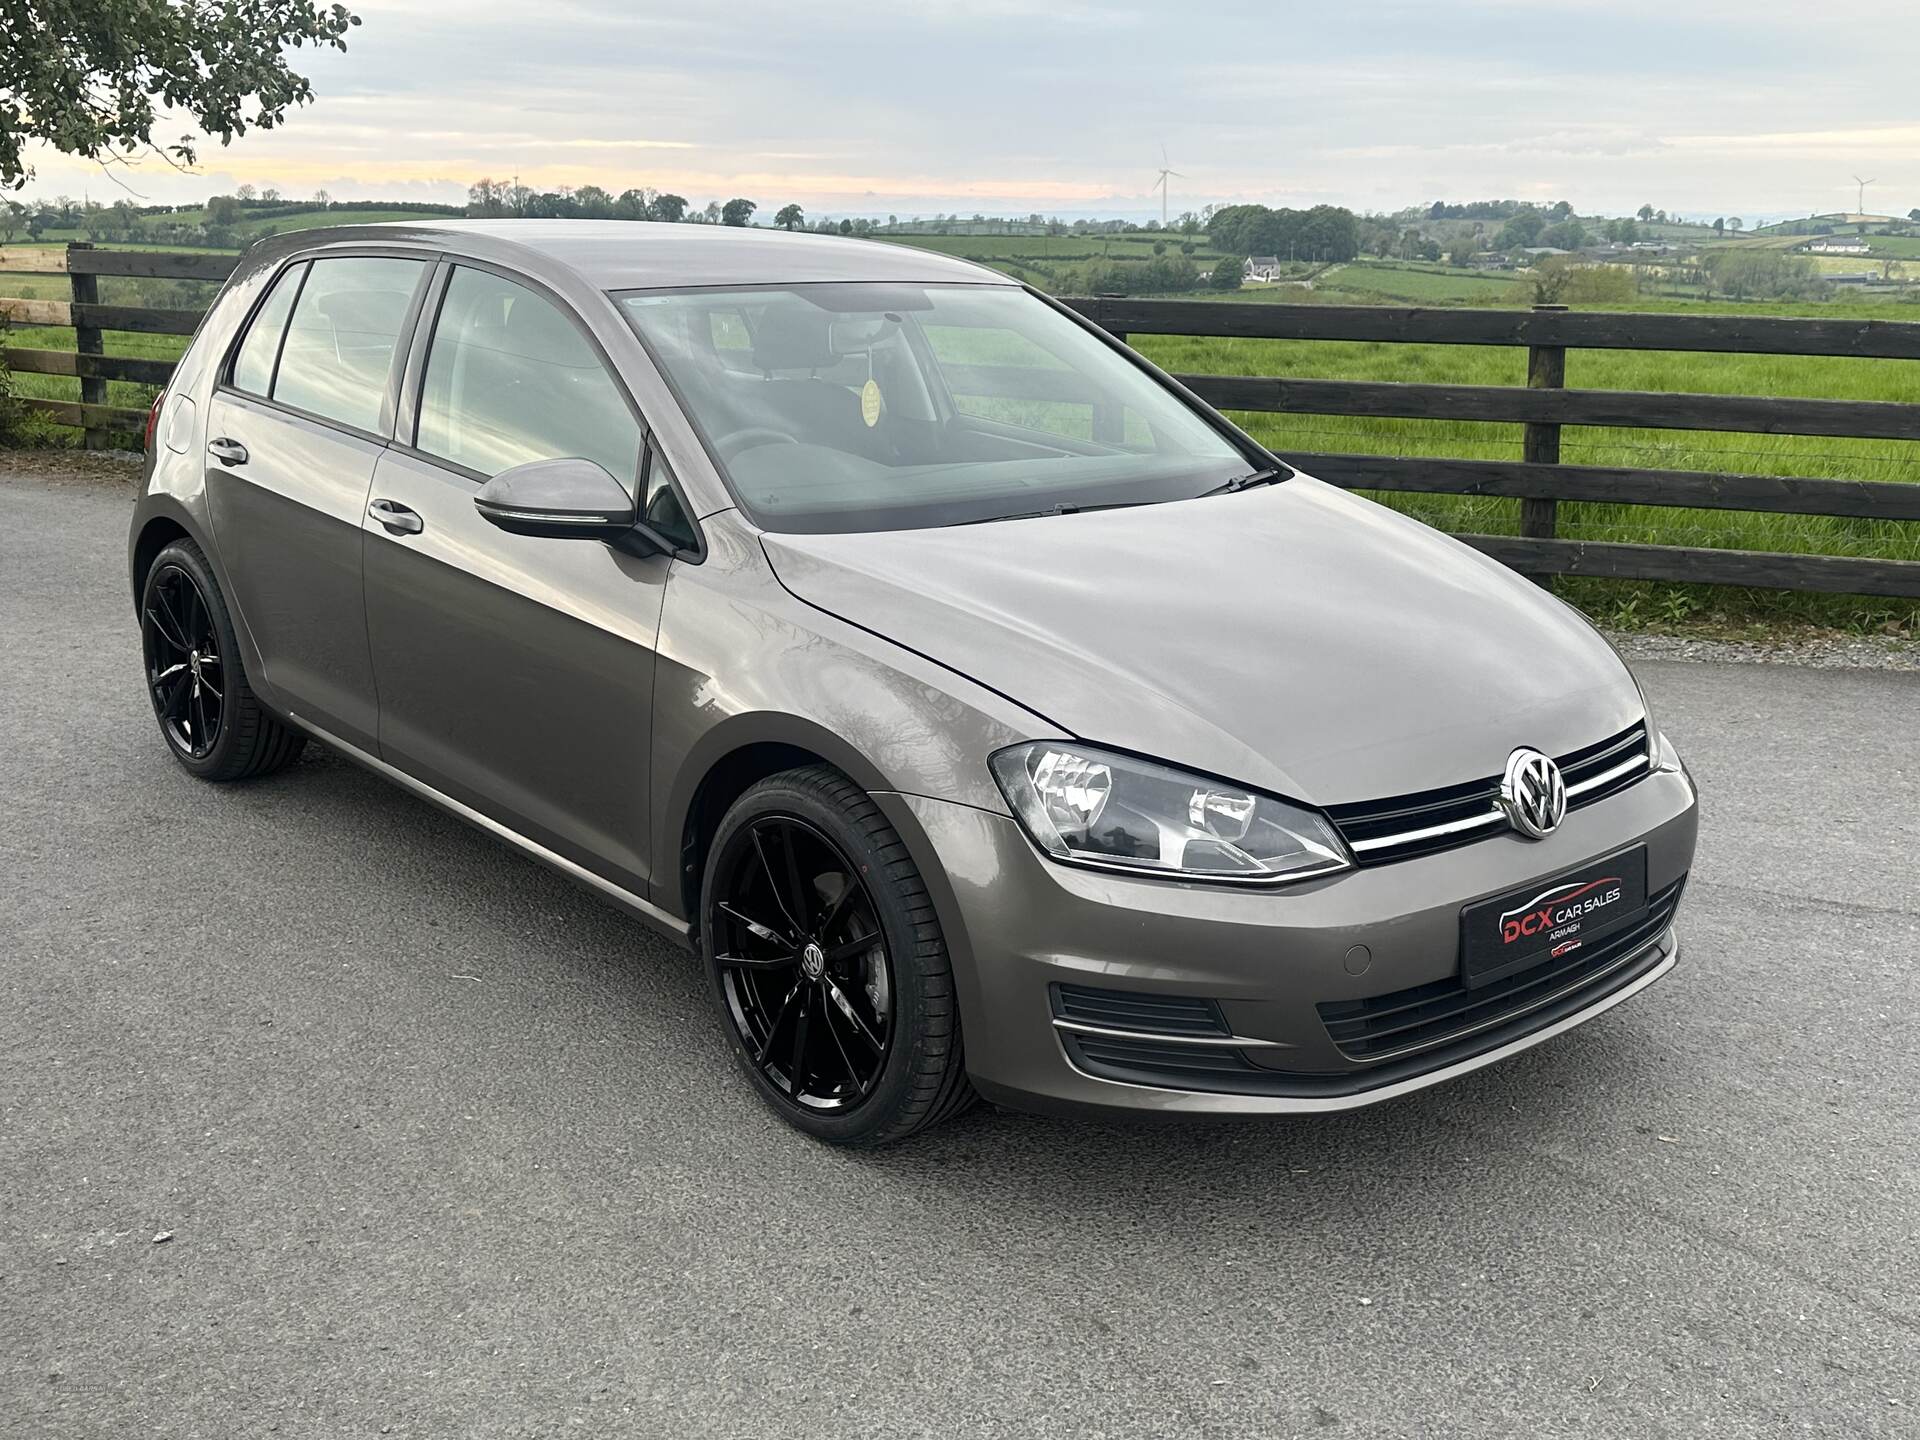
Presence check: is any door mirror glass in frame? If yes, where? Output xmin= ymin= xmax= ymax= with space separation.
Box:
xmin=473 ymin=457 xmax=639 ymax=541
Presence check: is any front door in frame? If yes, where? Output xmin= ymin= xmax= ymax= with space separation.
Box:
xmin=362 ymin=264 xmax=669 ymax=896
xmin=202 ymin=254 xmax=429 ymax=749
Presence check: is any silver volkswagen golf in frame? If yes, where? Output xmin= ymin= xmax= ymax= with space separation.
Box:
xmin=131 ymin=221 xmax=1699 ymax=1145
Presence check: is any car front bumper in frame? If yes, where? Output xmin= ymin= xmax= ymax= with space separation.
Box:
xmin=879 ymin=761 xmax=1698 ymax=1118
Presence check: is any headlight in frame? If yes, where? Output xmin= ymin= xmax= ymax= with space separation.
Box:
xmin=990 ymin=742 xmax=1351 ymax=884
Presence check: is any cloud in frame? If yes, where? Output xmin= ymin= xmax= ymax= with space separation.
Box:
xmin=13 ymin=1 xmax=1919 ymax=217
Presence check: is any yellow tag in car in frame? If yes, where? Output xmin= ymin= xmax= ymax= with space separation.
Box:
xmin=860 ymin=379 xmax=882 ymax=427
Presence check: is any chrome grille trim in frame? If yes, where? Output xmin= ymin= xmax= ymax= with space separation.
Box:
xmin=1050 ymin=1017 xmax=1285 ymax=1050
xmin=1346 ymin=807 xmax=1505 ymax=854
xmin=1328 ymin=720 xmax=1651 ymax=866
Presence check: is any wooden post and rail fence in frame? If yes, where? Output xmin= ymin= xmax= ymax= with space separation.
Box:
xmin=3 ymin=243 xmax=1919 ymax=598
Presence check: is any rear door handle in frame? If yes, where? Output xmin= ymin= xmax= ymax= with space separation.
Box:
xmin=207 ymin=437 xmax=249 ymax=466
xmin=367 ymin=498 xmax=424 ymax=536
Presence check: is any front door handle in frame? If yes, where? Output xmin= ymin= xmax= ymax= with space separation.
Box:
xmin=367 ymin=498 xmax=424 ymax=536
xmin=207 ymin=437 xmax=249 ymax=466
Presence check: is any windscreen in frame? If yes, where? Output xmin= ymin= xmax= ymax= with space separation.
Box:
xmin=618 ymin=283 xmax=1252 ymax=532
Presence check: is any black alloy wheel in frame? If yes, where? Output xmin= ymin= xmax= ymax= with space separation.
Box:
xmin=701 ymin=766 xmax=974 ymax=1145
xmin=712 ymin=814 xmax=894 ymax=1111
xmin=137 ymin=538 xmax=306 ymax=782
xmin=143 ymin=561 xmax=225 ymax=759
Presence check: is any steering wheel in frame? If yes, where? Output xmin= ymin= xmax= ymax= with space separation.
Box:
xmin=717 ymin=427 xmax=799 ymax=460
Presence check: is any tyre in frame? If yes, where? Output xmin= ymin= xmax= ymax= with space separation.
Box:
xmin=140 ymin=539 xmax=306 ymax=782
xmin=701 ymin=765 xmax=975 ymax=1146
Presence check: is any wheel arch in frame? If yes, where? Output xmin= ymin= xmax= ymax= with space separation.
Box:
xmin=665 ymin=713 xmax=946 ymax=943
xmin=129 ymin=506 xmax=200 ymax=609
xmin=129 ymin=495 xmax=278 ymax=718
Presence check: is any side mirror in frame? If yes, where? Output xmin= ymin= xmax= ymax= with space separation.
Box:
xmin=474 ymin=457 xmax=647 ymax=544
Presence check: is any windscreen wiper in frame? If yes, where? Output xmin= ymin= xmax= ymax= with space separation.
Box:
xmin=952 ymin=499 xmax=1158 ymax=526
xmin=1200 ymin=465 xmax=1290 ymax=497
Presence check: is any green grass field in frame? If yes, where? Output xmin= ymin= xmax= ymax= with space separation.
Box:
xmin=1309 ymin=260 xmax=1530 ymax=305
xmin=1131 ymin=315 xmax=1920 ymax=629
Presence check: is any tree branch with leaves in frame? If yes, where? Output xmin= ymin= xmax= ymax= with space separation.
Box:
xmin=0 ymin=0 xmax=361 ymax=190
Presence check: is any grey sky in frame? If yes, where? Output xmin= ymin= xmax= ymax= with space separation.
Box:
xmin=21 ymin=0 xmax=1920 ymax=218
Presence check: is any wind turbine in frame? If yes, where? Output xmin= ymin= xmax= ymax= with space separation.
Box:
xmin=1854 ymin=174 xmax=1877 ymax=217
xmin=1152 ymin=145 xmax=1185 ymax=228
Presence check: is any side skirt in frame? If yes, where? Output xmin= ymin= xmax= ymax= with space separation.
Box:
xmin=286 ymin=712 xmax=693 ymax=950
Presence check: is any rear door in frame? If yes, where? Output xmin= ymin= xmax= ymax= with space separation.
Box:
xmin=203 ymin=254 xmax=430 ymax=748
xmin=362 ymin=262 xmax=678 ymax=896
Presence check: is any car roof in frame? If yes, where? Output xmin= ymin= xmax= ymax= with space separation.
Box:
xmin=250 ymin=219 xmax=1012 ymax=291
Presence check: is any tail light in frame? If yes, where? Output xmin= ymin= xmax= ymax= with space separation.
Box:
xmin=144 ymin=389 xmax=166 ymax=453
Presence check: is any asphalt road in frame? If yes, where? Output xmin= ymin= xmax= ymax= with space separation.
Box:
xmin=4 ymin=467 xmax=1917 ymax=1440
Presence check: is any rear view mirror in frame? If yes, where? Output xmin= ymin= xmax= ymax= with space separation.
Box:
xmin=474 ymin=457 xmax=644 ymax=544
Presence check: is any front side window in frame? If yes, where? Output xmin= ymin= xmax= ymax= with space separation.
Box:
xmin=417 ymin=267 xmax=642 ymax=487
xmin=618 ymin=283 xmax=1251 ymax=533
xmin=270 ymin=256 xmax=425 ymax=433
xmin=229 ymin=261 xmax=306 ymax=397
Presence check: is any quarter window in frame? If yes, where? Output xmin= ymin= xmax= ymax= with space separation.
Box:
xmin=229 ymin=262 xmax=306 ymax=397
xmin=642 ymin=444 xmax=697 ymax=551
xmin=270 ymin=257 xmax=426 ymax=433
xmin=417 ymin=267 xmax=642 ymax=487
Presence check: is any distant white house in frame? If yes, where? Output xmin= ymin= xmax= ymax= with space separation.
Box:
xmin=1804 ymin=240 xmax=1870 ymax=255
xmin=1244 ymin=255 xmax=1284 ymax=281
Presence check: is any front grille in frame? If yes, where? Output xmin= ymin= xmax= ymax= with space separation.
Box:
xmin=1327 ymin=720 xmax=1652 ymax=867
xmin=1317 ymin=877 xmax=1684 ymax=1062
xmin=1051 ymin=983 xmax=1230 ymax=1038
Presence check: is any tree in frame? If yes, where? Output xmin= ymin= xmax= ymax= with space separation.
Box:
xmin=0 ymin=201 xmax=21 ymax=244
xmin=1494 ymin=210 xmax=1546 ymax=249
xmin=774 ymin=203 xmax=805 ymax=231
xmin=1539 ymin=219 xmax=1588 ymax=251
xmin=1 ymin=1 xmax=360 ymax=189
xmin=312 ymin=189 xmax=332 ymax=209
xmin=1727 ymin=217 xmax=1743 ymax=233
xmin=1208 ymin=256 xmax=1243 ymax=291
xmin=1712 ymin=217 xmax=1725 ymax=236
xmin=571 ymin=185 xmax=614 ymax=218
xmin=467 ymin=177 xmax=507 ymax=216
xmin=206 ymin=194 xmax=242 ymax=226
xmin=261 ymin=187 xmax=281 ymax=202
xmin=649 ymin=192 xmax=688 ymax=223
xmin=720 ymin=197 xmax=756 ymax=227
xmin=1531 ymin=256 xmax=1638 ymax=305
xmin=613 ymin=187 xmax=652 ymax=221
xmin=235 ymin=182 xmax=256 ymax=202
xmin=1909 ymin=208 xmax=1920 ymax=224
xmin=1703 ymin=249 xmax=1826 ymax=300
xmin=1637 ymin=204 xmax=1656 ymax=223
xmin=837 ymin=218 xmax=852 ymax=235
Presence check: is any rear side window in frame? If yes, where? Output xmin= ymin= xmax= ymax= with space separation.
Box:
xmin=228 ymin=262 xmax=306 ymax=397
xmin=271 ymin=257 xmax=426 ymax=433
xmin=416 ymin=266 xmax=642 ymax=487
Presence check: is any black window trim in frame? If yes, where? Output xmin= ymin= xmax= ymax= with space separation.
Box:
xmin=223 ymin=257 xmax=309 ymax=403
xmin=391 ymin=253 xmax=706 ymax=563
xmin=213 ymin=243 xmax=440 ymax=447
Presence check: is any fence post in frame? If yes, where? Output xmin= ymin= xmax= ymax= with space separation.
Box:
xmin=67 ymin=241 xmax=108 ymax=450
xmin=1520 ymin=303 xmax=1567 ymax=589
